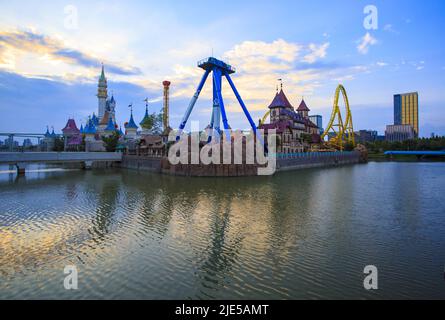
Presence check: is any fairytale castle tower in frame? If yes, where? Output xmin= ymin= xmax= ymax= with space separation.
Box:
xmin=97 ymin=64 xmax=108 ymax=120
xmin=97 ymin=64 xmax=117 ymax=132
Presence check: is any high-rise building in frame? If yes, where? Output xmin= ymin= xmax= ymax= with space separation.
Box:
xmin=394 ymin=92 xmax=419 ymax=136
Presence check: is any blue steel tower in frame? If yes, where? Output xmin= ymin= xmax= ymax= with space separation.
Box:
xmin=177 ymin=57 xmax=258 ymax=142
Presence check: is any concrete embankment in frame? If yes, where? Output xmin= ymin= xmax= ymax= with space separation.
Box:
xmin=118 ymin=155 xmax=162 ymax=172
xmin=119 ymin=151 xmax=362 ymax=176
xmin=276 ymin=151 xmax=361 ymax=172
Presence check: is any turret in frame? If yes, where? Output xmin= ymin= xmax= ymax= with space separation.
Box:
xmin=97 ymin=64 xmax=108 ymax=120
xmin=297 ymin=98 xmax=310 ymax=118
xmin=125 ymin=109 xmax=138 ymax=138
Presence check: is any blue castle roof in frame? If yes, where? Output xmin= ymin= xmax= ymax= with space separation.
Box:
xmin=125 ymin=112 xmax=138 ymax=129
xmin=84 ymin=118 xmax=97 ymax=135
xmin=92 ymin=113 xmax=99 ymax=126
xmin=79 ymin=124 xmax=84 ymax=133
xmin=105 ymin=115 xmax=116 ymax=132
xmin=44 ymin=126 xmax=51 ymax=137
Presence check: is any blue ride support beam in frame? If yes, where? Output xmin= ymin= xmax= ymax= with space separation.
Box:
xmin=176 ymin=69 xmax=211 ymax=140
xmin=224 ymin=71 xmax=257 ymax=135
xmin=224 ymin=71 xmax=264 ymax=146
xmin=213 ymin=68 xmax=231 ymax=142
xmin=209 ymin=81 xmax=221 ymax=143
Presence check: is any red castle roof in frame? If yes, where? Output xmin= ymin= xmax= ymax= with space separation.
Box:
xmin=297 ymin=99 xmax=310 ymax=112
xmin=268 ymin=89 xmax=294 ymax=109
xmin=62 ymin=119 xmax=80 ymax=135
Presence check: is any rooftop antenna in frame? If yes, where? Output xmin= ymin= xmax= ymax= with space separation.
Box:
xmin=278 ymin=78 xmax=283 ymax=90
xmin=143 ymin=97 xmax=149 ymax=108
xmin=128 ymin=103 xmax=133 ymax=113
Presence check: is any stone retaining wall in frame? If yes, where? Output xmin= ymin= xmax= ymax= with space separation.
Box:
xmin=277 ymin=151 xmax=361 ymax=171
xmin=120 ymin=155 xmax=162 ymax=172
xmin=120 ymin=151 xmax=361 ymax=176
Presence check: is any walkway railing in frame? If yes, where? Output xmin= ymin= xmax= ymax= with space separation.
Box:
xmin=271 ymin=151 xmax=358 ymax=159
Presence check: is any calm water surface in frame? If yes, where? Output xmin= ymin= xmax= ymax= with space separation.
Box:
xmin=0 ymin=162 xmax=444 ymax=299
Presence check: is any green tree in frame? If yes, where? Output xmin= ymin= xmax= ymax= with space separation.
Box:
xmin=53 ymin=136 xmax=65 ymax=152
xmin=102 ymin=131 xmax=120 ymax=152
xmin=140 ymin=112 xmax=163 ymax=134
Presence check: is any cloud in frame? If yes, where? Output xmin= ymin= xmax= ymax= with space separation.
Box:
xmin=302 ymin=43 xmax=330 ymax=64
xmin=0 ymin=30 xmax=141 ymax=77
xmin=376 ymin=61 xmax=388 ymax=67
xmin=357 ymin=32 xmax=377 ymax=54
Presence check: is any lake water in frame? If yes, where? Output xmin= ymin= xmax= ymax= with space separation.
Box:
xmin=0 ymin=162 xmax=444 ymax=299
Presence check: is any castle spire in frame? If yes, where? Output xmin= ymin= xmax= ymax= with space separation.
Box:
xmin=97 ymin=63 xmax=108 ymax=120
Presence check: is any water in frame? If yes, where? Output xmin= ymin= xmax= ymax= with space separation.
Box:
xmin=0 ymin=162 xmax=444 ymax=299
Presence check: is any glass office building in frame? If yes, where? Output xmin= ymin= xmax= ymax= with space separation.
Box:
xmin=394 ymin=92 xmax=419 ymax=136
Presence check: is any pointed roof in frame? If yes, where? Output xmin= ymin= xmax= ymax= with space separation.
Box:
xmin=79 ymin=124 xmax=84 ymax=133
xmin=297 ymin=99 xmax=310 ymax=112
xmin=268 ymin=89 xmax=294 ymax=109
xmin=84 ymin=117 xmax=97 ymax=135
xmin=110 ymin=95 xmax=115 ymax=104
xmin=140 ymin=106 xmax=150 ymax=126
xmin=100 ymin=64 xmax=106 ymax=82
xmin=92 ymin=113 xmax=99 ymax=126
xmin=125 ymin=111 xmax=138 ymax=129
xmin=50 ymin=128 xmax=57 ymax=137
xmin=62 ymin=119 xmax=80 ymax=135
xmin=100 ymin=110 xmax=111 ymax=125
xmin=104 ymin=115 xmax=116 ymax=132
xmin=44 ymin=126 xmax=51 ymax=137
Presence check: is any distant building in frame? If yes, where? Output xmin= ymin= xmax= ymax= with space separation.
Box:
xmin=385 ymin=124 xmax=416 ymax=142
xmin=23 ymin=138 xmax=33 ymax=148
xmin=4 ymin=137 xmax=19 ymax=149
xmin=394 ymin=92 xmax=419 ymax=137
xmin=309 ymin=115 xmax=323 ymax=135
xmin=376 ymin=135 xmax=385 ymax=141
xmin=355 ymin=130 xmax=378 ymax=143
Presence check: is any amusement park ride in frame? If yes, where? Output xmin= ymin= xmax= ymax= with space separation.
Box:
xmin=176 ymin=57 xmax=259 ymax=142
xmin=321 ymin=84 xmax=355 ymax=150
xmin=177 ymin=57 xmax=355 ymax=151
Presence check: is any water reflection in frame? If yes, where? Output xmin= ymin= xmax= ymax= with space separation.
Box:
xmin=0 ymin=163 xmax=445 ymax=299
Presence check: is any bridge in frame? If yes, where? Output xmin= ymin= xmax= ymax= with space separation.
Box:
xmin=384 ymin=150 xmax=445 ymax=158
xmin=0 ymin=132 xmax=62 ymax=151
xmin=0 ymin=152 xmax=122 ymax=175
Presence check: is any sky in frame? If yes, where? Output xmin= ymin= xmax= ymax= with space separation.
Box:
xmin=0 ymin=0 xmax=444 ymax=139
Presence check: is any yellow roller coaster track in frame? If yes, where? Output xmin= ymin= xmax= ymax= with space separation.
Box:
xmin=321 ymin=84 xmax=355 ymax=151
xmin=259 ymin=110 xmax=271 ymax=126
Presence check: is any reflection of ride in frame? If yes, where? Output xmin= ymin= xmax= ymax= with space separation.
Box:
xmin=321 ymin=85 xmax=355 ymax=151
